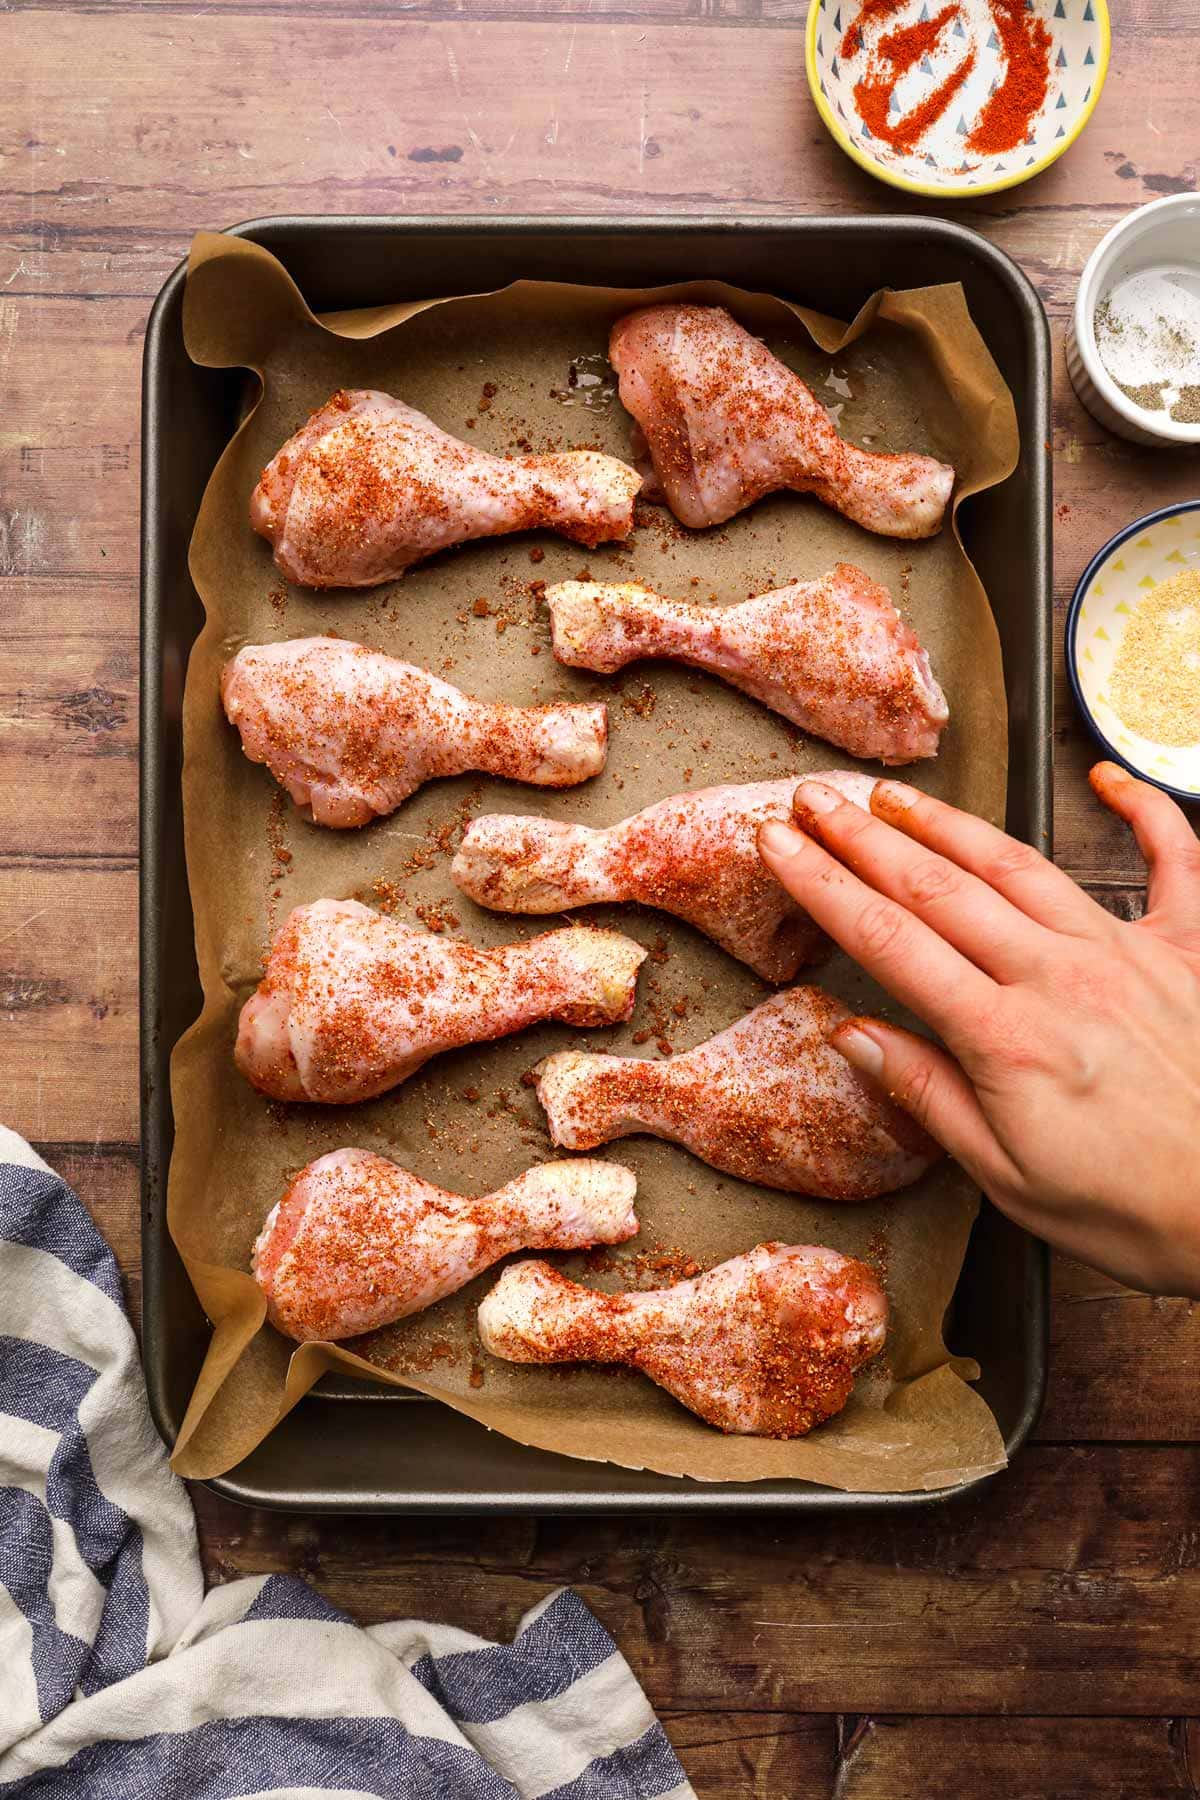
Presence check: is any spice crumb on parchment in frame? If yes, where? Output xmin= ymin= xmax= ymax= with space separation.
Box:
xmin=583 ymin=1240 xmax=707 ymax=1288
xmin=370 ymin=879 xmax=406 ymax=914
xmin=396 ymin=784 xmax=484 ymax=879
xmin=262 ymin=789 xmax=292 ymax=943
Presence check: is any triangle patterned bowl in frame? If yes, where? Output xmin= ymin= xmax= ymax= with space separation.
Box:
xmin=806 ymin=0 xmax=1109 ymax=199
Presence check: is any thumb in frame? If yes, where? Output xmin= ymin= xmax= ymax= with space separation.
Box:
xmin=1089 ymin=761 xmax=1200 ymax=946
xmin=829 ymin=1016 xmax=1014 ymax=1191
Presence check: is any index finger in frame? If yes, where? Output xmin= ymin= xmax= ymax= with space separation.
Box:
xmin=757 ymin=818 xmax=998 ymax=1051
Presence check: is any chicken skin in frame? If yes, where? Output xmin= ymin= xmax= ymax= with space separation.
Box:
xmin=477 ymin=1242 xmax=888 ymax=1437
xmin=452 ymin=774 xmax=877 ymax=983
xmin=236 ymin=900 xmax=647 ymax=1104
xmin=610 ymin=304 xmax=954 ymax=539
xmin=222 ymin=637 xmax=608 ymax=827
xmin=545 ymin=564 xmax=948 ymax=764
xmin=535 ymin=987 xmax=940 ymax=1199
xmin=250 ymin=389 xmax=642 ymax=588
xmin=253 ymin=1148 xmax=639 ymax=1342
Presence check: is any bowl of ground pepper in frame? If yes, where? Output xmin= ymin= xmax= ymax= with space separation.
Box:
xmin=806 ymin=0 xmax=1109 ymax=199
xmin=1068 ymin=501 xmax=1200 ymax=799
xmin=1067 ymin=193 xmax=1200 ymax=446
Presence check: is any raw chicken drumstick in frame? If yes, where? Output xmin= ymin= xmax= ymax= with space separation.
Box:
xmin=452 ymin=774 xmax=877 ymax=983
xmin=237 ymin=899 xmax=647 ymax=1104
xmin=545 ymin=564 xmax=948 ymax=764
xmin=251 ymin=389 xmax=642 ymax=588
xmin=535 ymin=987 xmax=940 ymax=1199
xmin=610 ymin=303 xmax=954 ymax=539
xmin=222 ymin=637 xmax=608 ymax=828
xmin=477 ymin=1242 xmax=888 ymax=1436
xmin=253 ymin=1148 xmax=639 ymax=1342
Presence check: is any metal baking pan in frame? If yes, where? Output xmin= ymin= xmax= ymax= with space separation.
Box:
xmin=141 ymin=215 xmax=1051 ymax=1512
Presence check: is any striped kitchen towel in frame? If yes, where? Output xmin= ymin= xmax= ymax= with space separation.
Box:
xmin=0 ymin=1127 xmax=695 ymax=1799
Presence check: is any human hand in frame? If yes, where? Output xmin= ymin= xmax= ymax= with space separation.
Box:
xmin=757 ymin=762 xmax=1200 ymax=1297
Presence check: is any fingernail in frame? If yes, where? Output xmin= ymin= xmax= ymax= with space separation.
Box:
xmin=759 ymin=819 xmax=802 ymax=857
xmin=830 ymin=1022 xmax=885 ymax=1081
xmin=794 ymin=779 xmax=842 ymax=816
xmin=873 ymin=779 xmax=920 ymax=814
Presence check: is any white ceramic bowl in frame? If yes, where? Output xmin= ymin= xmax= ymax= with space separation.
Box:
xmin=1067 ymin=191 xmax=1200 ymax=447
xmin=806 ymin=0 xmax=1109 ymax=200
xmin=1068 ymin=501 xmax=1200 ymax=798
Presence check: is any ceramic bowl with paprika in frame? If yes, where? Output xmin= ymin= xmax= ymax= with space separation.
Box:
xmin=806 ymin=0 xmax=1110 ymax=200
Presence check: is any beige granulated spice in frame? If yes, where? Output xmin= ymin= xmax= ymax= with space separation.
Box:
xmin=1109 ymin=569 xmax=1200 ymax=747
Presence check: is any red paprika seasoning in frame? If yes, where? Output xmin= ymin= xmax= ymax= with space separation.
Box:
xmin=841 ymin=0 xmax=914 ymax=58
xmin=851 ymin=3 xmax=974 ymax=157
xmin=965 ymin=0 xmax=1052 ymax=153
xmin=872 ymin=2 xmax=962 ymax=78
xmin=840 ymin=0 xmax=1053 ymax=160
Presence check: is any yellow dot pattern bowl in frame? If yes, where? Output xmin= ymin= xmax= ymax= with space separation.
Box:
xmin=806 ymin=0 xmax=1110 ymax=199
xmin=1068 ymin=502 xmax=1200 ymax=800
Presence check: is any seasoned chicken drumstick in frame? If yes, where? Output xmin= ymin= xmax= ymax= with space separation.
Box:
xmin=254 ymin=1148 xmax=639 ymax=1342
xmin=478 ymin=1242 xmax=888 ymax=1437
xmin=535 ymin=987 xmax=940 ymax=1199
xmin=610 ymin=304 xmax=954 ymax=538
xmin=237 ymin=899 xmax=647 ymax=1104
xmin=545 ymin=564 xmax=948 ymax=764
xmin=452 ymin=774 xmax=877 ymax=983
xmin=222 ymin=637 xmax=608 ymax=827
xmin=251 ymin=389 xmax=642 ymax=588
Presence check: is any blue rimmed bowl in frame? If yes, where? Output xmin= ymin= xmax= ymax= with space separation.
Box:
xmin=1067 ymin=501 xmax=1200 ymax=800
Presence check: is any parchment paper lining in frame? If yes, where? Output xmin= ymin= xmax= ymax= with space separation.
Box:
xmin=167 ymin=232 xmax=1016 ymax=1490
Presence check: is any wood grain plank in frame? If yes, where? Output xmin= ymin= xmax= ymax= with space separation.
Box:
xmin=0 ymin=303 xmax=143 ymax=579
xmin=0 ymin=16 xmax=1193 ymax=250
xmin=0 ymin=207 xmax=1171 ymax=308
xmin=0 ymin=865 xmax=138 ymax=1143
xmin=0 ymin=582 xmax=136 ymax=862
xmin=662 ymin=1712 xmax=1200 ymax=1797
xmin=192 ymin=1446 xmax=1200 ymax=1715
xmin=660 ymin=1711 xmax=836 ymax=1795
xmin=1043 ymin=1257 xmax=1200 ymax=1444
xmin=11 ymin=0 xmax=771 ymax=17
xmin=9 ymin=0 xmax=1193 ymax=32
xmin=833 ymin=1715 xmax=1200 ymax=1798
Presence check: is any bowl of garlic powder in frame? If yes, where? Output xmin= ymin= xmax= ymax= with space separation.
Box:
xmin=1068 ymin=192 xmax=1200 ymax=446
xmin=1069 ymin=501 xmax=1200 ymax=798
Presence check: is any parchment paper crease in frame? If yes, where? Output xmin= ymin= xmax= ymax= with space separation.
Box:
xmin=167 ymin=231 xmax=1017 ymax=1490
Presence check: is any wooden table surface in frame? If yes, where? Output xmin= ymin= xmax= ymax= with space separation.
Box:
xmin=5 ymin=1 xmax=1200 ymax=1791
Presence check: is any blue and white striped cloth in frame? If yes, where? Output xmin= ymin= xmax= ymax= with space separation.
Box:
xmin=0 ymin=1128 xmax=695 ymax=1799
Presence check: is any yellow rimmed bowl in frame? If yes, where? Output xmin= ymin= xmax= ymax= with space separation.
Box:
xmin=806 ymin=0 xmax=1110 ymax=199
xmin=1068 ymin=501 xmax=1200 ymax=800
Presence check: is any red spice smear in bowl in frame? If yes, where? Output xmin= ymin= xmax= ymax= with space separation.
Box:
xmin=965 ymin=0 xmax=1052 ymax=153
xmin=839 ymin=0 xmax=1052 ymax=159
xmin=841 ymin=0 xmax=917 ymax=57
